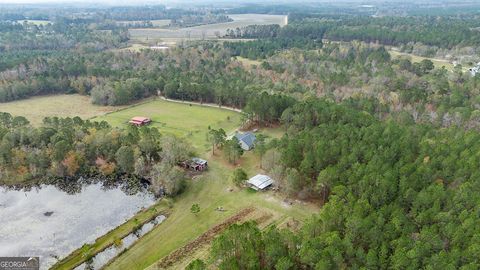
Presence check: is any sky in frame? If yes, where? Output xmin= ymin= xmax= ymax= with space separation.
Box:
xmin=0 ymin=0 xmax=373 ymax=4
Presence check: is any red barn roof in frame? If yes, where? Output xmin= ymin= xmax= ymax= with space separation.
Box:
xmin=131 ymin=116 xmax=150 ymax=122
xmin=129 ymin=116 xmax=151 ymax=126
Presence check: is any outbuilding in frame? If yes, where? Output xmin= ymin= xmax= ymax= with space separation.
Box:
xmin=235 ymin=132 xmax=256 ymax=151
xmin=247 ymin=174 xmax=274 ymax=191
xmin=182 ymin=157 xmax=208 ymax=171
xmin=129 ymin=116 xmax=151 ymax=126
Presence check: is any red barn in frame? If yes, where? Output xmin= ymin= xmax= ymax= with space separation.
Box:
xmin=129 ymin=116 xmax=151 ymax=126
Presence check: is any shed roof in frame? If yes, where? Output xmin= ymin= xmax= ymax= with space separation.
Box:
xmin=235 ymin=132 xmax=256 ymax=148
xmin=192 ymin=157 xmax=208 ymax=165
xmin=247 ymin=174 xmax=273 ymax=190
xmin=131 ymin=116 xmax=151 ymax=122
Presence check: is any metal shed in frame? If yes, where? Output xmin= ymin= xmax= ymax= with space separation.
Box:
xmin=247 ymin=174 xmax=274 ymax=190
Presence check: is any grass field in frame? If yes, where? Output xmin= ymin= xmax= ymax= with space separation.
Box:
xmin=105 ymin=152 xmax=319 ymax=270
xmin=0 ymin=94 xmax=125 ymax=126
xmin=5 ymin=95 xmax=314 ymax=269
xmin=93 ymin=101 xmax=315 ymax=270
xmin=235 ymin=56 xmax=263 ymax=68
xmin=389 ymin=50 xmax=457 ymax=70
xmin=117 ymin=19 xmax=171 ymax=27
xmin=129 ymin=14 xmax=287 ymax=44
xmin=16 ymin=19 xmax=51 ymax=25
xmin=93 ymin=99 xmax=242 ymax=153
xmin=115 ymin=42 xmax=174 ymax=52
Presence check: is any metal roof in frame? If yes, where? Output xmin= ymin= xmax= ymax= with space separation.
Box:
xmin=247 ymin=174 xmax=273 ymax=190
xmin=192 ymin=157 xmax=208 ymax=165
xmin=235 ymin=132 xmax=256 ymax=148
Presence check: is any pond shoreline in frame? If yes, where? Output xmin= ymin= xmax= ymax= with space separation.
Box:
xmin=51 ymin=200 xmax=170 ymax=270
xmin=0 ymin=173 xmax=152 ymax=196
xmin=0 ymin=181 xmax=159 ymax=270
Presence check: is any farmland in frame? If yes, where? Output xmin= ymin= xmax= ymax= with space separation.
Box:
xmin=128 ymin=14 xmax=287 ymax=44
xmin=89 ymin=98 xmax=313 ymax=270
xmin=93 ymin=98 xmax=242 ymax=153
xmin=0 ymin=94 xmax=125 ymax=126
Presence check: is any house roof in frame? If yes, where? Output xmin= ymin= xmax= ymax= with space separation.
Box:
xmin=192 ymin=157 xmax=208 ymax=165
xmin=235 ymin=132 xmax=256 ymax=148
xmin=247 ymin=174 xmax=273 ymax=190
xmin=131 ymin=116 xmax=151 ymax=122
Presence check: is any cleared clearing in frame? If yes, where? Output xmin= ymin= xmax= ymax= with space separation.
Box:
xmin=129 ymin=14 xmax=287 ymax=44
xmin=105 ymin=151 xmax=319 ymax=270
xmin=0 ymin=94 xmax=125 ymax=126
xmin=117 ymin=19 xmax=171 ymax=27
xmin=16 ymin=19 xmax=51 ymax=25
xmin=102 ymin=123 xmax=313 ymax=270
xmin=93 ymin=99 xmax=242 ymax=153
xmin=388 ymin=50 xmax=457 ymax=70
xmin=235 ymin=56 xmax=263 ymax=68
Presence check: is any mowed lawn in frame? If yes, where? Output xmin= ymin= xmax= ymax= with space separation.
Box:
xmin=0 ymin=94 xmax=124 ymax=126
xmin=100 ymin=107 xmax=314 ymax=270
xmin=105 ymin=152 xmax=319 ymax=270
xmin=93 ymin=99 xmax=242 ymax=153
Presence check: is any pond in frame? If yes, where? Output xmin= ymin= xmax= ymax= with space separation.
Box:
xmin=0 ymin=182 xmax=157 ymax=270
xmin=74 ymin=214 xmax=166 ymax=270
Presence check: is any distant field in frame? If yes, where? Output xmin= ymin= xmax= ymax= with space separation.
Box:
xmin=93 ymin=99 xmax=242 ymax=153
xmin=117 ymin=19 xmax=171 ymax=27
xmin=389 ymin=50 xmax=457 ymax=70
xmin=16 ymin=19 xmax=51 ymax=25
xmin=0 ymin=94 xmax=123 ymax=125
xmin=129 ymin=14 xmax=287 ymax=44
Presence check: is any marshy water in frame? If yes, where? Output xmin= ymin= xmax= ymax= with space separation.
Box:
xmin=74 ymin=214 xmax=166 ymax=270
xmin=0 ymin=182 xmax=157 ymax=269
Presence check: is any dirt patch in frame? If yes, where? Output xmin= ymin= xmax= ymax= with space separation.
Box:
xmin=253 ymin=213 xmax=274 ymax=226
xmin=156 ymin=207 xmax=255 ymax=269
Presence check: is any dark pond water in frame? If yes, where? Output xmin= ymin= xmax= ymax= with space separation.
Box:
xmin=0 ymin=183 xmax=157 ymax=269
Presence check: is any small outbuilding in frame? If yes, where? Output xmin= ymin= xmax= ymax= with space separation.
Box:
xmin=129 ymin=116 xmax=151 ymax=126
xmin=235 ymin=132 xmax=256 ymax=151
xmin=182 ymin=157 xmax=208 ymax=171
xmin=247 ymin=174 xmax=274 ymax=191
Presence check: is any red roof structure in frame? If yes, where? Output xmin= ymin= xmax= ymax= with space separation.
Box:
xmin=129 ymin=116 xmax=151 ymax=126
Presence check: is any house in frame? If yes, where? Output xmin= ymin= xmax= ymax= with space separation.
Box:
xmin=235 ymin=132 xmax=256 ymax=151
xmin=182 ymin=157 xmax=208 ymax=171
xmin=247 ymin=174 xmax=274 ymax=191
xmin=129 ymin=116 xmax=151 ymax=126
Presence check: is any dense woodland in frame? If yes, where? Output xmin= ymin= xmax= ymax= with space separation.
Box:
xmin=0 ymin=112 xmax=191 ymax=196
xmin=191 ymin=98 xmax=480 ymax=269
xmin=2 ymin=39 xmax=480 ymax=128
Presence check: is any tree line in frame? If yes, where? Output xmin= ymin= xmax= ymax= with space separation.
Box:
xmin=190 ymin=97 xmax=480 ymax=269
xmin=0 ymin=112 xmax=192 ymax=196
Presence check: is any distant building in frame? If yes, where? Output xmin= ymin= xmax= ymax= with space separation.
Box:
xmin=235 ymin=132 xmax=256 ymax=151
xmin=129 ymin=116 xmax=151 ymax=126
xmin=182 ymin=157 xmax=208 ymax=171
xmin=469 ymin=62 xmax=480 ymax=76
